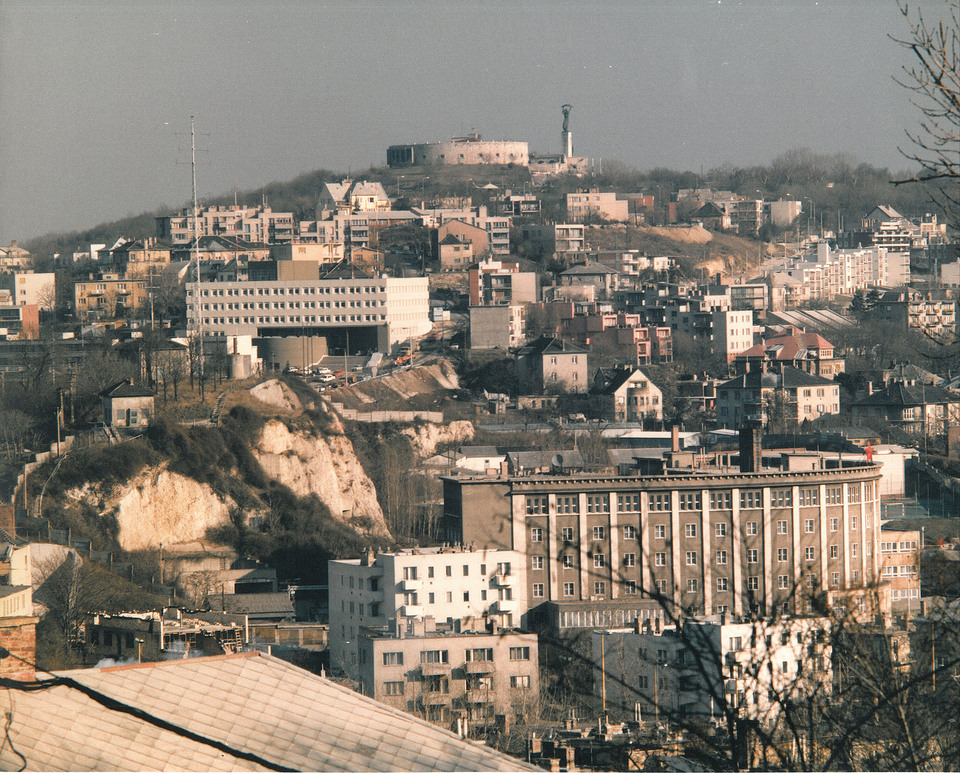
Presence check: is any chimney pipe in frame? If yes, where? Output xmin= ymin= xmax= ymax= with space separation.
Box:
xmin=739 ymin=422 xmax=762 ymax=473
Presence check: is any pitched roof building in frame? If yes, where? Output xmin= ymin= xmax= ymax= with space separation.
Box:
xmin=851 ymin=380 xmax=960 ymax=437
xmin=0 ymin=652 xmax=530 ymax=771
xmin=716 ymin=366 xmax=840 ymax=428
xmin=735 ymin=329 xmax=844 ymax=378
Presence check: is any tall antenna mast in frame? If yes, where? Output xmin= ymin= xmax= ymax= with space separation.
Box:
xmin=191 ymin=116 xmax=205 ymax=382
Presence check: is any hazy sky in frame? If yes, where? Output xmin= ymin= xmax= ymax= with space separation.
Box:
xmin=0 ymin=0 xmax=924 ymax=244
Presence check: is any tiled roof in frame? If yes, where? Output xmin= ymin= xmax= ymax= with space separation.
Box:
xmin=517 ymin=336 xmax=587 ymax=357
xmin=216 ymin=592 xmax=293 ymax=616
xmin=853 ymin=381 xmax=960 ymax=408
xmin=0 ymin=652 xmax=530 ymax=771
xmin=101 ymin=380 xmax=155 ymax=399
xmin=561 ymin=260 xmax=619 ymax=275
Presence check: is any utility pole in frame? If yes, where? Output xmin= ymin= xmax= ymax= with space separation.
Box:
xmin=190 ymin=116 xmax=205 ymax=388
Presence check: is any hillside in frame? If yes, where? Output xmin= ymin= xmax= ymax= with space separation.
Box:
xmin=585 ymin=224 xmax=771 ymax=278
xmin=35 ymin=377 xmax=390 ymax=583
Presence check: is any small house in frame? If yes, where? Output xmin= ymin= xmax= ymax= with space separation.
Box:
xmin=102 ymin=380 xmax=155 ymax=431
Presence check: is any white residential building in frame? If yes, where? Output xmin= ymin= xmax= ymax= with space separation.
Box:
xmin=9 ymin=272 xmax=55 ymax=310
xmin=156 ymin=205 xmax=295 ymax=245
xmin=593 ymin=616 xmax=832 ymax=726
xmin=329 ymin=547 xmax=527 ymax=678
xmin=566 ymin=190 xmax=629 ymax=222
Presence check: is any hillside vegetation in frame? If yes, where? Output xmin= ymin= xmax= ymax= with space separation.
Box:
xmin=22 ymin=149 xmax=946 ymax=259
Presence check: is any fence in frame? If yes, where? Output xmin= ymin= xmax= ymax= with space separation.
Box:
xmin=332 ymin=405 xmax=443 ymax=424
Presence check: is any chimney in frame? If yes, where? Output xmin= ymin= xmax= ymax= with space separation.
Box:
xmin=671 ymin=424 xmax=680 ymax=453
xmin=0 ymin=504 xmax=15 ymax=540
xmin=0 ymin=616 xmax=37 ymax=681
xmin=500 ymin=460 xmax=509 ymax=477
xmin=739 ymin=422 xmax=762 ymax=473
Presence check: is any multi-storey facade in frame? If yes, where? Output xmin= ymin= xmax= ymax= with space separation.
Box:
xmin=73 ymin=274 xmax=148 ymax=320
xmin=156 ymin=205 xmax=295 ymax=245
xmin=468 ymin=259 xmax=538 ymax=306
xmin=593 ymin=616 xmax=832 ymax=725
xmin=328 ymin=547 xmax=526 ymax=678
xmin=515 ymin=336 xmax=589 ymax=394
xmin=876 ymin=289 xmax=957 ymax=343
xmin=186 ymin=274 xmax=430 ymax=351
xmin=520 ymin=224 xmax=587 ymax=262
xmin=443 ymin=456 xmax=884 ymax=622
xmin=879 ymin=524 xmax=921 ymax=614
xmin=716 ymin=367 xmax=840 ymax=428
xmin=566 ymin=190 xmax=629 ymax=223
xmin=357 ymin=618 xmax=539 ymax=728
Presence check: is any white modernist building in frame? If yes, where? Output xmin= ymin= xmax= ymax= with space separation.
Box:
xmin=329 ymin=547 xmax=527 ymax=679
xmin=186 ymin=274 xmax=431 ymax=351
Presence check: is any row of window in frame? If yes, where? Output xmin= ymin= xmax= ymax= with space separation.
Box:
xmin=382 ymin=646 xmax=530 ymax=666
xmin=525 ymin=485 xmax=874 ymax=515
xmin=538 ymin=514 xmax=867 ymax=544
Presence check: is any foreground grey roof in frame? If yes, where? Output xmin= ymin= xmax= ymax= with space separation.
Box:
xmin=1 ymin=651 xmax=531 ymax=772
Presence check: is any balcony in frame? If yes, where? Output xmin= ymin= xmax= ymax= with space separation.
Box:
xmin=491 ymin=598 xmax=518 ymax=613
xmin=399 ymin=578 xmax=421 ymax=592
xmin=420 ymin=662 xmax=450 ymax=676
xmin=464 ymin=689 xmax=494 ymax=704
xmin=463 ymin=660 xmax=497 ymax=675
xmin=400 ymin=604 xmax=424 ymax=617
xmin=491 ymin=572 xmax=513 ymax=587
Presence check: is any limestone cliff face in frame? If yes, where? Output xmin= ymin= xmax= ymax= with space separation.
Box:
xmin=251 ymin=419 xmax=392 ymax=539
xmin=66 ymin=404 xmax=393 ymax=551
xmin=401 ymin=420 xmax=475 ymax=459
xmin=68 ymin=466 xmax=236 ymax=552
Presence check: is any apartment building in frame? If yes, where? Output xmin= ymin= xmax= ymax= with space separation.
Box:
xmin=468 ymin=259 xmax=538 ymax=306
xmin=186 ymin=273 xmax=430 ymax=351
xmin=593 ymin=616 xmax=832 ymax=725
xmin=515 ymin=336 xmax=589 ymax=394
xmin=328 ymin=547 xmax=527 ymax=678
xmin=74 ymin=274 xmax=148 ymax=320
xmin=357 ymin=617 xmax=539 ymax=728
xmin=318 ymin=180 xmax=391 ymax=215
xmin=875 ymin=289 xmax=957 ymax=343
xmin=590 ymin=367 xmax=663 ymax=423
xmin=566 ymin=190 xmax=629 ymax=223
xmin=593 ymin=250 xmax=673 ymax=279
xmin=735 ymin=330 xmax=845 ymax=378
xmin=0 ymin=272 xmax=55 ymax=311
xmin=664 ymin=305 xmax=758 ymax=362
xmin=469 ymin=305 xmax=526 ymax=350
xmin=879 ymin=524 xmax=921 ymax=614
xmin=716 ymin=367 xmax=840 ymax=428
xmin=520 ymin=224 xmax=587 ymax=263
xmin=156 ymin=205 xmax=295 ymax=245
xmin=442 ymin=453 xmax=884 ymax=623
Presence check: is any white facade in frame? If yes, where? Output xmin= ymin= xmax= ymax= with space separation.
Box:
xmin=566 ymin=191 xmax=629 ymax=223
xmin=593 ymin=616 xmax=832 ymax=726
xmin=329 ymin=547 xmax=527 ymax=678
xmin=187 ymin=275 xmax=430 ymax=347
xmin=157 ymin=205 xmax=295 ymax=245
xmin=13 ymin=272 xmax=55 ymax=309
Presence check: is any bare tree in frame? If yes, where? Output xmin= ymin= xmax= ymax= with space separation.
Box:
xmin=891 ymin=1 xmax=960 ymax=221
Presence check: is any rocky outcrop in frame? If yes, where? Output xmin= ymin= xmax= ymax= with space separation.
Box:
xmin=251 ymin=419 xmax=391 ymax=539
xmin=401 ymin=420 xmax=475 ymax=459
xmin=65 ymin=390 xmax=392 ymax=551
xmin=68 ymin=465 xmax=236 ymax=552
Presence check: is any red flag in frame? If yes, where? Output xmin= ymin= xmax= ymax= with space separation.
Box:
xmin=865 ymin=442 xmax=874 ymax=462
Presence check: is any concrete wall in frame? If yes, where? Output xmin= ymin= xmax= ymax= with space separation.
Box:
xmin=388 ymin=140 xmax=529 ymax=168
